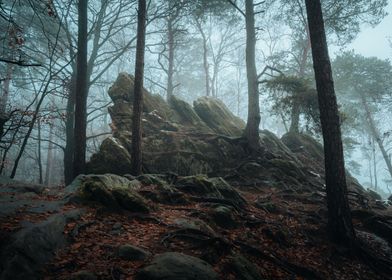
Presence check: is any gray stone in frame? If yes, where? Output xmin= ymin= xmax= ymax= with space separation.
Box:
xmin=173 ymin=218 xmax=215 ymax=236
xmin=0 ymin=209 xmax=82 ymax=280
xmin=66 ymin=174 xmax=149 ymax=213
xmin=193 ymin=96 xmax=245 ymax=136
xmin=135 ymin=252 xmax=218 ymax=280
xmin=118 ymin=244 xmax=151 ymax=261
xmin=227 ymin=254 xmax=264 ymax=280
xmin=71 ymin=270 xmax=97 ymax=280
xmin=210 ymin=205 xmax=237 ymax=229
xmin=175 ymin=175 xmax=247 ymax=207
xmin=86 ymin=137 xmax=132 ymax=175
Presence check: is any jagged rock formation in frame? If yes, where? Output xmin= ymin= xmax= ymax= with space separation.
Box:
xmin=88 ymin=73 xmax=379 ymax=201
xmin=87 ymin=72 xmax=247 ymax=176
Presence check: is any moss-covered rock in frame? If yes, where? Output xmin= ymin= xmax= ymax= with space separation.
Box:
xmin=175 ymin=175 xmax=246 ymax=207
xmin=168 ymin=95 xmax=211 ymax=132
xmin=86 ymin=137 xmax=131 ymax=175
xmin=193 ymin=96 xmax=245 ymax=136
xmin=281 ymin=132 xmax=324 ymax=163
xmin=118 ymin=244 xmax=151 ymax=261
xmin=135 ymin=252 xmax=219 ymax=280
xmin=209 ymin=205 xmax=237 ymax=229
xmin=108 ymin=73 xmax=177 ymax=121
xmin=68 ymin=174 xmax=149 ymax=213
xmin=226 ymin=254 xmax=264 ymax=280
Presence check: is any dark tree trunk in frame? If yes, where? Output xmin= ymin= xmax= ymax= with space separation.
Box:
xmin=305 ymin=0 xmax=355 ymax=244
xmin=372 ymin=138 xmax=377 ymax=190
xmin=243 ymin=0 xmax=260 ymax=151
xmin=290 ymin=36 xmax=310 ymax=133
xmin=289 ymin=102 xmax=300 ymax=133
xmin=195 ymin=19 xmax=210 ymax=97
xmin=131 ymin=0 xmax=147 ymax=176
xmin=37 ymin=118 xmax=43 ymax=184
xmin=45 ymin=121 xmax=54 ymax=186
xmin=167 ymin=17 xmax=174 ymax=99
xmin=64 ymin=75 xmax=76 ymax=185
xmin=73 ymin=0 xmax=89 ymax=178
xmin=0 ymin=64 xmax=13 ymax=143
xmin=10 ymin=91 xmax=47 ymax=178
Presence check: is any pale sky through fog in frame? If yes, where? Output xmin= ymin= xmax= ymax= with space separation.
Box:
xmin=341 ymin=1 xmax=392 ymax=59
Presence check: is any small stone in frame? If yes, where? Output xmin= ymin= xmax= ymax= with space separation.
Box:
xmin=210 ymin=205 xmax=237 ymax=229
xmin=71 ymin=270 xmax=97 ymax=280
xmin=112 ymin=222 xmax=122 ymax=230
xmin=118 ymin=244 xmax=151 ymax=261
xmin=135 ymin=252 xmax=218 ymax=280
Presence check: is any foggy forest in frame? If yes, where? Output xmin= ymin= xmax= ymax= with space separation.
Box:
xmin=1 ymin=0 xmax=392 ymax=279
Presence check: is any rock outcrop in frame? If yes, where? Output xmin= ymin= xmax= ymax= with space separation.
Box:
xmin=87 ymin=73 xmax=248 ymax=176
xmin=66 ymin=174 xmax=149 ymax=213
xmin=87 ymin=73 xmax=372 ymax=200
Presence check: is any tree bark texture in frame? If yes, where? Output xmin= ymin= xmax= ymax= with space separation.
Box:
xmin=64 ymin=75 xmax=76 ymax=185
xmin=73 ymin=0 xmax=89 ymax=178
xmin=305 ymin=0 xmax=355 ymax=244
xmin=243 ymin=0 xmax=260 ymax=151
xmin=131 ymin=0 xmax=147 ymax=176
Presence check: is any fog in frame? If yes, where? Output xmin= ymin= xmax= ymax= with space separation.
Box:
xmin=1 ymin=0 xmax=391 ymax=197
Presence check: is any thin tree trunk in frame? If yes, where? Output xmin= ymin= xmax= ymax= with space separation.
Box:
xmin=73 ymin=0 xmax=89 ymax=178
xmin=372 ymin=138 xmax=377 ymax=190
xmin=131 ymin=0 xmax=147 ymax=176
xmin=45 ymin=121 xmax=54 ymax=186
xmin=0 ymin=64 xmax=13 ymax=142
xmin=195 ymin=18 xmax=210 ymax=97
xmin=289 ymin=102 xmax=300 ymax=133
xmin=305 ymin=0 xmax=355 ymax=244
xmin=10 ymin=91 xmax=47 ymax=178
xmin=167 ymin=17 xmax=174 ymax=99
xmin=243 ymin=0 xmax=260 ymax=151
xmin=0 ymin=64 xmax=12 ymax=114
xmin=37 ymin=118 xmax=43 ymax=184
xmin=368 ymin=154 xmax=373 ymax=187
xmin=290 ymin=36 xmax=310 ymax=133
xmin=360 ymin=92 xmax=392 ymax=180
xmin=64 ymin=75 xmax=76 ymax=185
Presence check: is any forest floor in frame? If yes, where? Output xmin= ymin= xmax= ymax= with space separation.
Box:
xmin=1 ymin=178 xmax=391 ymax=280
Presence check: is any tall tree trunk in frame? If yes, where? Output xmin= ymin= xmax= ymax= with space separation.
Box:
xmin=73 ymin=0 xmax=89 ymax=178
xmin=10 ymin=91 xmax=47 ymax=178
xmin=0 ymin=64 xmax=13 ymax=142
xmin=372 ymin=138 xmax=377 ymax=190
xmin=64 ymin=75 xmax=76 ymax=185
xmin=243 ymin=0 xmax=260 ymax=151
xmin=360 ymin=92 xmax=392 ymax=180
xmin=45 ymin=121 xmax=54 ymax=186
xmin=289 ymin=102 xmax=300 ymax=133
xmin=166 ymin=17 xmax=175 ymax=99
xmin=195 ymin=18 xmax=210 ymax=97
xmin=290 ymin=36 xmax=310 ymax=133
xmin=305 ymin=0 xmax=355 ymax=244
xmin=131 ymin=0 xmax=147 ymax=176
xmin=37 ymin=118 xmax=43 ymax=184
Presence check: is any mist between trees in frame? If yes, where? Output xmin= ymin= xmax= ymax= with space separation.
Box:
xmin=0 ymin=0 xmax=391 ymax=197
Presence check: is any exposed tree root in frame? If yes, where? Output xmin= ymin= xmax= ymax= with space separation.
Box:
xmin=234 ymin=240 xmax=323 ymax=279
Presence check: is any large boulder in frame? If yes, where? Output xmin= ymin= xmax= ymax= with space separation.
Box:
xmin=108 ymin=73 xmax=178 ymax=124
xmin=168 ymin=95 xmax=211 ymax=132
xmin=0 ymin=210 xmax=82 ymax=280
xmin=193 ymin=96 xmax=245 ymax=136
xmin=87 ymin=137 xmax=132 ymax=175
xmin=135 ymin=252 xmax=219 ymax=280
xmin=66 ymin=174 xmax=149 ymax=213
xmin=175 ymin=175 xmax=247 ymax=207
